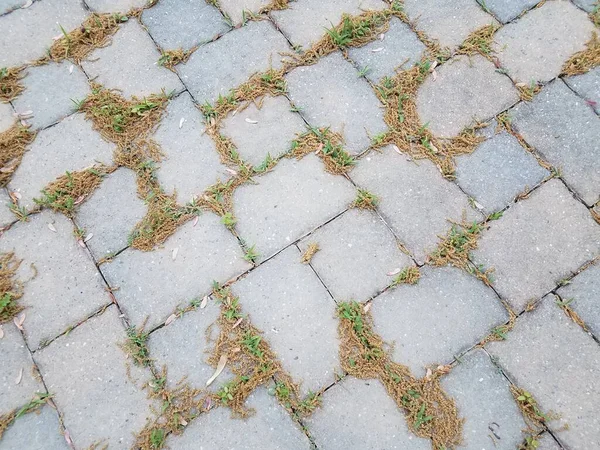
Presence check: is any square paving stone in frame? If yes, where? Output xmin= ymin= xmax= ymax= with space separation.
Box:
xmin=271 ymin=0 xmax=387 ymax=51
xmin=0 ymin=0 xmax=87 ymax=67
xmin=221 ymin=95 xmax=306 ymax=167
xmin=153 ymin=92 xmax=226 ymax=204
xmin=351 ymin=146 xmax=482 ymax=263
xmin=487 ymin=298 xmax=600 ymax=449
xmin=81 ymin=20 xmax=183 ymax=99
xmin=179 ymin=20 xmax=290 ymax=105
xmin=217 ymin=0 xmax=271 ymax=24
xmin=492 ymin=1 xmax=595 ymax=83
xmin=102 ymin=213 xmax=250 ymax=329
xmin=233 ymin=154 xmax=355 ymax=261
xmin=480 ymin=0 xmax=539 ymax=23
xmin=455 ymin=131 xmax=549 ymax=213
xmin=305 ymin=377 xmax=430 ymax=450
xmin=142 ymin=0 xmax=230 ymax=51
xmin=0 ymin=406 xmax=68 ymax=450
xmin=416 ymin=55 xmax=519 ymax=137
xmin=12 ymin=61 xmax=90 ymax=130
xmin=347 ymin=17 xmax=427 ymax=84
xmin=86 ymin=0 xmax=146 ymax=13
xmin=512 ymin=80 xmax=600 ymax=206
xmin=286 ymin=52 xmax=388 ymax=154
xmin=0 ymin=102 xmax=15 ymax=133
xmin=35 ymin=306 xmax=154 ymax=449
xmin=564 ymin=66 xmax=600 ymax=115
xmin=76 ymin=169 xmax=146 ymax=258
xmin=8 ymin=113 xmax=115 ymax=210
xmin=0 ymin=211 xmax=110 ymax=349
xmin=371 ymin=266 xmax=507 ymax=376
xmin=441 ymin=349 xmax=528 ymax=450
xmin=473 ymin=179 xmax=600 ymax=312
xmin=297 ymin=208 xmax=413 ymax=302
xmin=231 ymin=246 xmax=339 ymax=395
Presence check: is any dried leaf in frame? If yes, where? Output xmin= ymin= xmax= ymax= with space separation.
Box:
xmin=315 ymin=143 xmax=324 ymax=155
xmin=392 ymin=144 xmax=401 ymax=155
xmin=22 ymin=0 xmax=33 ymax=8
xmin=429 ymin=60 xmax=438 ymax=71
xmin=13 ymin=313 xmax=25 ymax=330
xmin=165 ymin=313 xmax=177 ymax=326
xmin=425 ymin=368 xmax=433 ymax=380
xmin=171 ymin=247 xmax=178 ymax=261
xmin=515 ymin=82 xmax=527 ymax=88
xmin=84 ymin=233 xmax=93 ymax=242
xmin=379 ymin=33 xmax=385 ymax=41
xmin=10 ymin=191 xmax=22 ymax=202
xmin=73 ymin=195 xmax=86 ymax=205
xmin=15 ymin=368 xmax=23 ymax=385
xmin=179 ymin=417 xmax=188 ymax=426
xmin=473 ymin=200 xmax=484 ymax=211
xmin=64 ymin=430 xmax=74 ymax=447
xmin=200 ymin=295 xmax=208 ymax=309
xmin=387 ymin=268 xmax=401 ymax=276
xmin=47 ymin=223 xmax=57 ymax=232
xmin=225 ymin=168 xmax=238 ymax=176
xmin=372 ymin=47 xmax=384 ymax=52
xmin=432 ymin=69 xmax=438 ymax=81
xmin=436 ymin=365 xmax=451 ymax=375
xmin=206 ymin=354 xmax=227 ymax=386
xmin=245 ymin=118 xmax=258 ymax=124
xmin=77 ymin=239 xmax=86 ymax=248
xmin=0 ymin=325 xmax=4 ymax=339
xmin=192 ymin=215 xmax=199 ymax=227
xmin=0 ymin=167 xmax=15 ymax=173
xmin=232 ymin=317 xmax=243 ymax=329
xmin=363 ymin=302 xmax=372 ymax=313
xmin=179 ymin=117 xmax=186 ymax=129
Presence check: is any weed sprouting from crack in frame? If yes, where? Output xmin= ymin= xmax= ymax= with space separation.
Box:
xmin=562 ymin=32 xmax=600 ymax=77
xmin=0 ymin=124 xmax=36 ymax=187
xmin=289 ymin=127 xmax=355 ymax=174
xmin=391 ymin=266 xmax=421 ymax=286
xmin=0 ymin=252 xmax=23 ymax=324
xmin=301 ymin=243 xmax=320 ymax=264
xmin=121 ymin=324 xmax=152 ymax=367
xmin=352 ymin=189 xmax=379 ymax=209
xmin=456 ymin=24 xmax=499 ymax=59
xmin=478 ymin=303 xmax=517 ymax=345
xmin=555 ymin=295 xmax=588 ymax=331
xmin=0 ymin=392 xmax=52 ymax=439
xmin=516 ymin=80 xmax=542 ymax=102
xmin=258 ymin=0 xmax=289 ymax=13
xmin=510 ymin=386 xmax=554 ymax=431
xmin=158 ymin=48 xmax=195 ymax=71
xmin=0 ymin=66 xmax=24 ymax=102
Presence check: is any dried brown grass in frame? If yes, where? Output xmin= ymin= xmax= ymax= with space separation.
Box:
xmin=0 ymin=67 xmax=24 ymax=102
xmin=0 ymin=252 xmax=23 ymax=324
xmin=562 ymin=32 xmax=600 ymax=76
xmin=0 ymin=124 xmax=36 ymax=187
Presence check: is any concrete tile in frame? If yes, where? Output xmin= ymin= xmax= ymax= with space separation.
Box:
xmin=85 ymin=0 xmax=146 ymax=13
xmin=480 ymin=0 xmax=538 ymax=23
xmin=0 ymin=406 xmax=68 ymax=450
xmin=564 ymin=66 xmax=600 ymax=115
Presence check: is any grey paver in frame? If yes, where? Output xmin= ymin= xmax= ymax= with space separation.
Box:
xmin=416 ymin=55 xmax=519 ymax=137
xmin=221 ymin=95 xmax=306 ymax=166
xmin=142 ymin=0 xmax=229 ymax=51
xmin=0 ymin=102 xmax=14 ymax=133
xmin=572 ymin=0 xmax=597 ymax=12
xmin=305 ymin=377 xmax=430 ymax=450
xmin=12 ymin=61 xmax=90 ymax=130
xmin=347 ymin=17 xmax=427 ymax=84
xmin=35 ymin=306 xmax=153 ymax=449
xmin=0 ymin=406 xmax=68 ymax=450
xmin=441 ymin=349 xmax=528 ymax=449
xmin=564 ymin=66 xmax=600 ymax=115
xmin=455 ymin=131 xmax=549 ymax=213
xmin=0 ymin=211 xmax=110 ymax=349
xmin=231 ymin=246 xmax=339 ymax=394
xmin=233 ymin=154 xmax=355 ymax=261
xmin=479 ymin=0 xmax=538 ymax=23
xmin=179 ymin=20 xmax=289 ymax=104
xmin=0 ymin=0 xmax=87 ymax=67
xmin=487 ymin=298 xmax=600 ymax=449
xmin=271 ymin=0 xmax=387 ymax=50
xmin=85 ymin=0 xmax=146 ymax=13
xmin=217 ymin=0 xmax=271 ymax=24
xmin=297 ymin=208 xmax=413 ymax=302
xmin=0 ymin=0 xmax=23 ymax=16
xmin=76 ymin=168 xmax=145 ymax=257
xmin=286 ymin=52 xmax=388 ymax=154
xmin=8 ymin=113 xmax=115 ymax=210
xmin=0 ymin=189 xmax=15 ymax=227
xmin=351 ymin=146 xmax=482 ymax=263
xmin=512 ymin=80 xmax=600 ymax=206
xmin=492 ymin=1 xmax=595 ymax=83
xmin=474 ymin=179 xmax=600 ymax=312
xmin=102 ymin=213 xmax=250 ymax=328
xmin=81 ymin=20 xmax=183 ymax=99
xmin=371 ymin=266 xmax=507 ymax=376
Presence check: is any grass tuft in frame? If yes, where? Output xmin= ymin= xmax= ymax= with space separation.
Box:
xmin=0 ymin=67 xmax=24 ymax=102
xmin=0 ymin=124 xmax=36 ymax=187
xmin=352 ymin=189 xmax=379 ymax=209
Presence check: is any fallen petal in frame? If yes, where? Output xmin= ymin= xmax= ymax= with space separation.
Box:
xmin=245 ymin=118 xmax=258 ymax=124
xmin=77 ymin=239 xmax=86 ymax=248
xmin=84 ymin=233 xmax=93 ymax=242
xmin=179 ymin=118 xmax=186 ymax=129
xmin=372 ymin=47 xmax=384 ymax=53
xmin=0 ymin=325 xmax=4 ymax=339
xmin=200 ymin=295 xmax=208 ymax=309
xmin=47 ymin=223 xmax=57 ymax=232
xmin=387 ymin=268 xmax=401 ymax=276
xmin=363 ymin=302 xmax=372 ymax=313
xmin=232 ymin=317 xmax=243 ymax=329
xmin=172 ymin=247 xmax=178 ymax=261
xmin=192 ymin=215 xmax=199 ymax=227
xmin=22 ymin=0 xmax=33 ymax=8
xmin=225 ymin=168 xmax=238 ymax=176
xmin=206 ymin=354 xmax=227 ymax=386
xmin=165 ymin=314 xmax=177 ymax=326
xmin=15 ymin=368 xmax=23 ymax=385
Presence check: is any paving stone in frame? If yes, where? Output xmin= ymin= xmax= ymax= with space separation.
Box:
xmin=479 ymin=0 xmax=538 ymax=23
xmin=217 ymin=0 xmax=270 ymax=24
xmin=441 ymin=349 xmax=528 ymax=449
xmin=233 ymin=154 xmax=355 ymax=261
xmin=474 ymin=179 xmax=600 ymax=312
xmin=347 ymin=17 xmax=426 ymax=84
xmin=286 ymin=52 xmax=388 ymax=154
xmin=271 ymin=0 xmax=387 ymax=50
xmin=0 ymin=0 xmax=23 ymax=16
xmin=537 ymin=433 xmax=562 ymax=450
xmin=0 ymin=189 xmax=15 ymax=227
xmin=0 ymin=101 xmax=15 ymax=133
xmin=487 ymin=298 xmax=600 ymax=449
xmin=572 ymin=0 xmax=597 ymax=12
xmin=8 ymin=113 xmax=115 ymax=210
xmin=81 ymin=21 xmax=183 ymax=99
xmin=179 ymin=20 xmax=289 ymax=104
xmin=416 ymin=55 xmax=519 ymax=137
xmin=564 ymin=66 xmax=600 ymax=115
xmin=102 ymin=213 xmax=250 ymax=328
xmin=153 ymin=92 xmax=227 ymax=204
xmin=221 ymin=95 xmax=306 ymax=166
xmin=0 ymin=406 xmax=68 ymax=450
xmin=231 ymin=246 xmax=339 ymax=394
xmin=298 ymin=208 xmax=413 ymax=302
xmin=0 ymin=212 xmax=110 ymax=349
xmin=168 ymin=387 xmax=311 ymax=449
xmin=512 ymin=80 xmax=600 ymax=206
xmin=0 ymin=0 xmax=87 ymax=67
xmin=12 ymin=61 xmax=90 ymax=130
xmin=455 ymin=131 xmax=549 ymax=213
xmin=351 ymin=146 xmax=482 ymax=263
xmin=85 ymin=0 xmax=146 ymax=13
xmin=404 ymin=0 xmax=496 ymax=50
xmin=76 ymin=169 xmax=145 ymax=257
xmin=371 ymin=266 xmax=507 ymax=376
xmin=305 ymin=377 xmax=430 ymax=450
xmin=35 ymin=306 xmax=153 ymax=449
xmin=142 ymin=0 xmax=229 ymax=51
xmin=492 ymin=1 xmax=595 ymax=83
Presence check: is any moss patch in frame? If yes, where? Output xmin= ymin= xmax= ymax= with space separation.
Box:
xmin=0 ymin=124 xmax=36 ymax=187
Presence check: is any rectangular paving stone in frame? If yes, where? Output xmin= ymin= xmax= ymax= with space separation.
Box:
xmin=512 ymin=80 xmax=600 ymax=206
xmin=231 ymin=246 xmax=339 ymax=395
xmin=371 ymin=266 xmax=508 ymax=377
xmin=233 ymin=154 xmax=355 ymax=261
xmin=298 ymin=208 xmax=413 ymax=302
xmin=81 ymin=20 xmax=183 ymax=99
xmin=0 ymin=406 xmax=68 ymax=450
xmin=178 ymin=20 xmax=289 ymax=105
xmin=85 ymin=0 xmax=146 ymax=13
xmin=492 ymin=1 xmax=595 ymax=83
xmin=218 ymin=0 xmax=271 ymax=24
xmin=473 ymin=179 xmax=600 ymax=312
xmin=416 ymin=55 xmax=519 ymax=137
xmin=0 ymin=101 xmax=15 ymax=133
xmin=564 ymin=66 xmax=600 ymax=115
xmin=351 ymin=146 xmax=482 ymax=263
xmin=487 ymin=298 xmax=600 ymax=449
xmin=286 ymin=52 xmax=388 ymax=154
xmin=480 ymin=0 xmax=538 ymax=23
xmin=35 ymin=306 xmax=154 ymax=449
